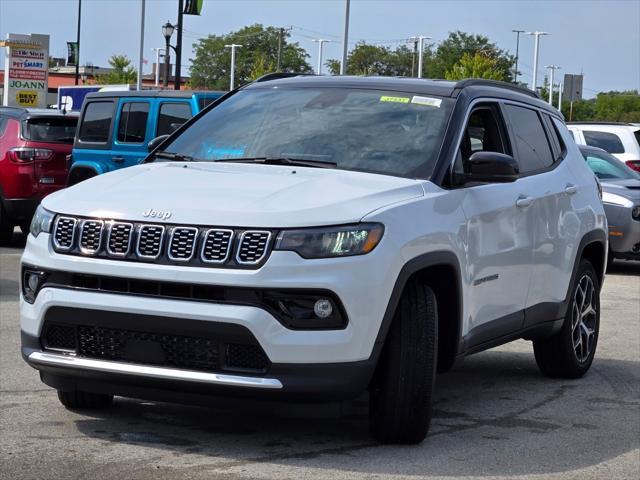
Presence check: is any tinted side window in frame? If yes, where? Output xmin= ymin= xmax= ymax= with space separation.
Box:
xmin=157 ymin=102 xmax=191 ymax=136
xmin=542 ymin=114 xmax=566 ymax=161
xmin=117 ymin=102 xmax=149 ymax=143
xmin=583 ymin=130 xmax=625 ymax=154
xmin=504 ymin=104 xmax=554 ymax=173
xmin=78 ymin=101 xmax=113 ymax=143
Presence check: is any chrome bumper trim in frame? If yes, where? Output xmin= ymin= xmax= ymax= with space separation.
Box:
xmin=28 ymin=352 xmax=283 ymax=389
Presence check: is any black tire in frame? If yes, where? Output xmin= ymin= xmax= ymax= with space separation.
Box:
xmin=369 ymin=280 xmax=438 ymax=444
xmin=606 ymin=247 xmax=614 ymax=272
xmin=57 ymin=390 xmax=114 ymax=409
xmin=533 ymin=259 xmax=600 ymax=379
xmin=0 ymin=203 xmax=14 ymax=245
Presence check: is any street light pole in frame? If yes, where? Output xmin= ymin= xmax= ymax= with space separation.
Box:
xmin=174 ymin=0 xmax=184 ymax=90
xmin=527 ymin=31 xmax=549 ymax=92
xmin=558 ymin=82 xmax=563 ymax=112
xmin=545 ymin=65 xmax=561 ymax=105
xmin=340 ymin=0 xmax=350 ymax=74
xmin=224 ymin=44 xmax=242 ymax=90
xmin=162 ymin=21 xmax=175 ymax=88
xmin=412 ymin=35 xmax=431 ymax=79
xmin=512 ymin=29 xmax=525 ymax=83
xmin=136 ymin=0 xmax=146 ymax=91
xmin=74 ymin=0 xmax=82 ymax=85
xmin=152 ymin=48 xmax=164 ymax=87
xmin=313 ymin=39 xmax=330 ymax=74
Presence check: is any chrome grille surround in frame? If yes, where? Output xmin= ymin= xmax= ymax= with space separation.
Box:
xmin=136 ymin=224 xmax=165 ymax=259
xmin=106 ymin=222 xmax=133 ymax=257
xmin=236 ymin=231 xmax=272 ymax=265
xmin=201 ymin=229 xmax=234 ymax=264
xmin=167 ymin=227 xmax=198 ymax=262
xmin=79 ymin=220 xmax=104 ymax=255
xmin=52 ymin=216 xmax=77 ymax=251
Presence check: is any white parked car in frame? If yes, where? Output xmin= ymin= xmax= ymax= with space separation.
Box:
xmin=568 ymin=122 xmax=640 ymax=173
xmin=20 ymin=75 xmax=607 ymax=444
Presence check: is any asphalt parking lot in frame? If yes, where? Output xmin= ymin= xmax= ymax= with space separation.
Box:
xmin=1 ymin=230 xmax=638 ymax=480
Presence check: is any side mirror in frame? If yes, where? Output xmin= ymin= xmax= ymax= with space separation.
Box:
xmin=147 ymin=134 xmax=170 ymax=152
xmin=463 ymin=151 xmax=519 ymax=183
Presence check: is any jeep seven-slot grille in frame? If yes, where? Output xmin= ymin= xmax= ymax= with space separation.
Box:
xmin=51 ymin=216 xmax=274 ymax=268
xmin=42 ymin=322 xmax=270 ymax=373
xmin=79 ymin=220 xmax=104 ymax=253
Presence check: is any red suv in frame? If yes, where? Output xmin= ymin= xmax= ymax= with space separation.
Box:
xmin=0 ymin=107 xmax=78 ymax=244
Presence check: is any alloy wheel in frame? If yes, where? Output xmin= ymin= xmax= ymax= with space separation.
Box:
xmin=571 ymin=274 xmax=597 ymax=363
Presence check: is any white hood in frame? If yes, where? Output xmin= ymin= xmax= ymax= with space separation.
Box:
xmin=43 ymin=162 xmax=424 ymax=227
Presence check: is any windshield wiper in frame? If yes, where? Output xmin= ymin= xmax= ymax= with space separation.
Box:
xmin=152 ymin=151 xmax=195 ymax=162
xmin=216 ymin=156 xmax=337 ymax=169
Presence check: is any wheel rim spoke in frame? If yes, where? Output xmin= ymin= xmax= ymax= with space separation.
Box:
xmin=571 ymin=274 xmax=597 ymax=363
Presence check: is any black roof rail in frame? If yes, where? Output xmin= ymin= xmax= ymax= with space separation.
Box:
xmin=567 ymin=121 xmax=633 ymax=126
xmin=454 ymin=79 xmax=540 ymax=99
xmin=254 ymin=72 xmax=315 ymax=83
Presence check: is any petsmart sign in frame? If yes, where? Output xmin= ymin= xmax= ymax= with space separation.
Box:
xmin=2 ymin=33 xmax=50 ymax=108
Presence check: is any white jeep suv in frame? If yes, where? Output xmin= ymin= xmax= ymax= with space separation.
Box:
xmin=21 ymin=75 xmax=607 ymax=444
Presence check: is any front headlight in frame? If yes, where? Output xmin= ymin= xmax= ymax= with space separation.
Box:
xmin=29 ymin=205 xmax=55 ymax=238
xmin=602 ymin=192 xmax=634 ymax=208
xmin=274 ymin=223 xmax=384 ymax=259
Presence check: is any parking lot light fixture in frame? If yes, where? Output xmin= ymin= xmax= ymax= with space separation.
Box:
xmin=527 ymin=31 xmax=550 ymax=92
xmin=162 ymin=21 xmax=175 ymax=88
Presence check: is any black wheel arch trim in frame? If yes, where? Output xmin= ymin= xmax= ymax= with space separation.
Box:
xmin=374 ymin=250 xmax=463 ymax=354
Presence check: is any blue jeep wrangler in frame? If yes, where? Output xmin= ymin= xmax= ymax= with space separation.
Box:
xmin=68 ymin=90 xmax=224 ymax=185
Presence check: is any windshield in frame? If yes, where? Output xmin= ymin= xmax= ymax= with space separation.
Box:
xmin=583 ymin=149 xmax=640 ymax=180
xmin=162 ymin=87 xmax=455 ymax=178
xmin=23 ymin=117 xmax=78 ymax=144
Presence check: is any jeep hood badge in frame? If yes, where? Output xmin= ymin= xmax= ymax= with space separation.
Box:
xmin=142 ymin=208 xmax=172 ymax=220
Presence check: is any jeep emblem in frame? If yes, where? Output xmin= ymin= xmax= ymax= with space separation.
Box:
xmin=142 ymin=208 xmax=172 ymax=220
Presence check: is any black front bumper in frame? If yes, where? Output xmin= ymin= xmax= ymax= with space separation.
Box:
xmin=21 ymin=308 xmax=380 ymax=405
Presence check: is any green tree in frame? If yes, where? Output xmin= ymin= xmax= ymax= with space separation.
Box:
xmin=96 ymin=54 xmax=137 ymax=84
xmin=189 ymin=24 xmax=312 ymax=90
xmin=325 ymin=42 xmax=414 ymax=76
xmin=444 ymin=52 xmax=504 ymax=80
xmin=560 ymin=91 xmax=640 ymax=122
xmin=427 ymin=31 xmax=514 ymax=81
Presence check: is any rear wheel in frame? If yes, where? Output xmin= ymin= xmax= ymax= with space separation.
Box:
xmin=0 ymin=202 xmax=14 ymax=245
xmin=369 ymin=280 xmax=438 ymax=444
xmin=57 ymin=390 xmax=114 ymax=409
xmin=533 ymin=259 xmax=600 ymax=378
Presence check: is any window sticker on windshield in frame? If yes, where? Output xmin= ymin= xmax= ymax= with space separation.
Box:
xmin=379 ymin=95 xmax=410 ymax=104
xmin=411 ymin=96 xmax=442 ymax=108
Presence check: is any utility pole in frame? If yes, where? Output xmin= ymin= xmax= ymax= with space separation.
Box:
xmin=412 ymin=35 xmax=431 ymax=79
xmin=512 ymin=29 xmax=525 ymax=83
xmin=527 ymin=31 xmax=549 ymax=92
xmin=224 ymin=44 xmax=242 ymax=90
xmin=74 ymin=0 xmax=82 ymax=85
xmin=558 ymin=82 xmax=563 ymax=112
xmin=277 ymin=27 xmax=284 ymax=72
xmin=340 ymin=0 xmax=350 ymax=74
xmin=174 ymin=0 xmax=184 ymax=90
xmin=313 ymin=39 xmax=330 ymax=74
xmin=545 ymin=65 xmax=561 ymax=105
xmin=136 ymin=0 xmax=146 ymax=91
xmin=411 ymin=38 xmax=418 ymax=77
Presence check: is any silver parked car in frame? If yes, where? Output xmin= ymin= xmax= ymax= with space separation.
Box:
xmin=580 ymin=145 xmax=640 ymax=264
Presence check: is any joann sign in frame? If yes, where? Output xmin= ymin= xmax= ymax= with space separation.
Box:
xmin=2 ymin=33 xmax=50 ymax=108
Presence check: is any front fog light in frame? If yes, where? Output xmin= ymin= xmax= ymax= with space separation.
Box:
xmin=314 ymin=299 xmax=333 ymax=318
xmin=22 ymin=268 xmax=47 ymax=304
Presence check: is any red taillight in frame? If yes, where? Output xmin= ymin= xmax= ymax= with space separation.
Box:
xmin=625 ymin=160 xmax=640 ymax=173
xmin=8 ymin=147 xmax=54 ymax=163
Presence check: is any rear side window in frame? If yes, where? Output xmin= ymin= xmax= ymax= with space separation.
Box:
xmin=157 ymin=102 xmax=191 ymax=136
xmin=583 ymin=130 xmax=624 ymax=154
xmin=542 ymin=114 xmax=566 ymax=160
xmin=117 ymin=102 xmax=149 ymax=143
xmin=23 ymin=117 xmax=78 ymax=144
xmin=78 ymin=101 xmax=113 ymax=143
xmin=504 ymin=104 xmax=554 ymax=173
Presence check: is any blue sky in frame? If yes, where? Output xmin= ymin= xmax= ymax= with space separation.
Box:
xmin=1 ymin=0 xmax=638 ymax=96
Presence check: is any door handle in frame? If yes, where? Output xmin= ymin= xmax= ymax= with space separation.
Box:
xmin=112 ymin=156 xmax=125 ymax=164
xmin=516 ymin=195 xmax=534 ymax=209
xmin=565 ymin=184 xmax=578 ymax=195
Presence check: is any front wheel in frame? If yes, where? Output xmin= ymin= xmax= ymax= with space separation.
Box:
xmin=369 ymin=280 xmax=438 ymax=444
xmin=533 ymin=259 xmax=600 ymax=378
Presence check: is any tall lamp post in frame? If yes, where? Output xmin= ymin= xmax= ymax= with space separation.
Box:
xmin=512 ymin=29 xmax=525 ymax=84
xmin=162 ymin=21 xmax=175 ymax=88
xmin=224 ymin=44 xmax=242 ymax=91
xmin=527 ymin=31 xmax=549 ymax=92
xmin=545 ymin=65 xmax=561 ymax=105
xmin=313 ymin=39 xmax=330 ymax=75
